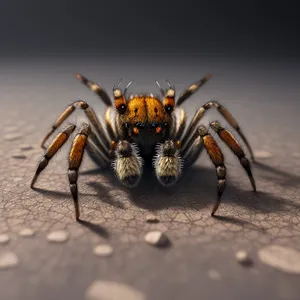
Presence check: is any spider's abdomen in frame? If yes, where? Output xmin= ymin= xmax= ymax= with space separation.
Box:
xmin=116 ymin=96 xmax=174 ymax=156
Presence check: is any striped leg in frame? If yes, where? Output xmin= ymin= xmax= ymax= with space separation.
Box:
xmin=176 ymin=75 xmax=212 ymax=106
xmin=31 ymin=124 xmax=76 ymax=188
xmin=68 ymin=123 xmax=90 ymax=220
xmin=210 ymin=121 xmax=256 ymax=191
xmin=186 ymin=125 xmax=227 ymax=216
xmin=174 ymin=107 xmax=187 ymax=140
xmin=76 ymin=73 xmax=112 ymax=106
xmin=181 ymin=101 xmax=254 ymax=161
xmin=182 ymin=136 xmax=204 ymax=168
xmin=41 ymin=100 xmax=111 ymax=153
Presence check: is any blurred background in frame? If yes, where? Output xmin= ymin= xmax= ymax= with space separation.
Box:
xmin=0 ymin=0 xmax=299 ymax=60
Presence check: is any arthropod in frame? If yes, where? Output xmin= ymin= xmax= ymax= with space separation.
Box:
xmin=31 ymin=74 xmax=256 ymax=220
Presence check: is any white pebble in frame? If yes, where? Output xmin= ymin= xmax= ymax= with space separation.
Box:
xmin=236 ymin=250 xmax=252 ymax=266
xmin=146 ymin=214 xmax=159 ymax=223
xmin=19 ymin=228 xmax=35 ymax=237
xmin=258 ymin=245 xmax=300 ymax=274
xmin=0 ymin=234 xmax=10 ymax=245
xmin=47 ymin=230 xmax=69 ymax=243
xmin=207 ymin=269 xmax=221 ymax=280
xmin=93 ymin=244 xmax=113 ymax=257
xmin=144 ymin=231 xmax=169 ymax=247
xmin=0 ymin=252 xmax=19 ymax=270
xmin=85 ymin=280 xmax=145 ymax=300
xmin=4 ymin=133 xmax=22 ymax=141
xmin=254 ymin=150 xmax=273 ymax=158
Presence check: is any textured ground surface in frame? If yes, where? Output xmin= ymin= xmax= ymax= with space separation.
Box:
xmin=0 ymin=57 xmax=300 ymax=300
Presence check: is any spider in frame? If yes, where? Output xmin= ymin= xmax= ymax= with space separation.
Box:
xmin=31 ymin=73 xmax=256 ymax=220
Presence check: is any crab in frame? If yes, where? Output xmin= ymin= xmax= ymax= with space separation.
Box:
xmin=31 ymin=73 xmax=256 ymax=220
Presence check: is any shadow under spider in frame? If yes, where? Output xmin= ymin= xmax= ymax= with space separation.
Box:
xmin=85 ymin=163 xmax=300 ymax=217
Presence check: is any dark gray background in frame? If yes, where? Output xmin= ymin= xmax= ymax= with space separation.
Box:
xmin=0 ymin=1 xmax=300 ymax=300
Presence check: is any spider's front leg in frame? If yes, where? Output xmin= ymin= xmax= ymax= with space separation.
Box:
xmin=153 ymin=140 xmax=183 ymax=186
xmin=112 ymin=141 xmax=143 ymax=188
xmin=185 ymin=125 xmax=227 ymax=216
xmin=68 ymin=123 xmax=91 ymax=220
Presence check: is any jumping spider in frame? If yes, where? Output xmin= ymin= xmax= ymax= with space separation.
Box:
xmin=31 ymin=74 xmax=256 ymax=220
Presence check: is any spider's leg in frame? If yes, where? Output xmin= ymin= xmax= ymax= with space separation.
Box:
xmin=85 ymin=138 xmax=111 ymax=169
xmin=182 ymin=136 xmax=204 ymax=168
xmin=76 ymin=73 xmax=112 ymax=106
xmin=192 ymin=125 xmax=227 ymax=216
xmin=31 ymin=124 xmax=76 ymax=188
xmin=181 ymin=101 xmax=254 ymax=161
xmin=68 ymin=123 xmax=90 ymax=220
xmin=174 ymin=107 xmax=187 ymax=140
xmin=176 ymin=74 xmax=212 ymax=106
xmin=112 ymin=141 xmax=143 ymax=188
xmin=153 ymin=140 xmax=183 ymax=186
xmin=41 ymin=100 xmax=110 ymax=152
xmin=210 ymin=121 xmax=256 ymax=191
xmin=104 ymin=106 xmax=118 ymax=141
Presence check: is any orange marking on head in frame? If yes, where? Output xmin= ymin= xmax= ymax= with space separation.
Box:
xmin=133 ymin=127 xmax=139 ymax=135
xmin=155 ymin=127 xmax=162 ymax=134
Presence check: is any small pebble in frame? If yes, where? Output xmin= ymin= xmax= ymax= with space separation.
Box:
xmin=254 ymin=150 xmax=273 ymax=159
xmin=144 ymin=231 xmax=169 ymax=247
xmin=236 ymin=250 xmax=253 ymax=266
xmin=4 ymin=133 xmax=22 ymax=141
xmin=47 ymin=230 xmax=69 ymax=243
xmin=4 ymin=126 xmax=18 ymax=132
xmin=0 ymin=234 xmax=10 ymax=245
xmin=85 ymin=280 xmax=145 ymax=300
xmin=258 ymin=245 xmax=300 ymax=274
xmin=146 ymin=214 xmax=159 ymax=223
xmin=93 ymin=244 xmax=113 ymax=257
xmin=0 ymin=252 xmax=19 ymax=270
xmin=19 ymin=145 xmax=33 ymax=151
xmin=19 ymin=228 xmax=35 ymax=237
xmin=207 ymin=269 xmax=221 ymax=280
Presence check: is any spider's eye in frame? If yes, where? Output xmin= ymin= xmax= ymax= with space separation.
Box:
xmin=151 ymin=122 xmax=158 ymax=128
xmin=163 ymin=122 xmax=168 ymax=128
xmin=117 ymin=104 xmax=127 ymax=114
xmin=124 ymin=123 xmax=130 ymax=129
xmin=165 ymin=104 xmax=173 ymax=113
xmin=135 ymin=122 xmax=145 ymax=129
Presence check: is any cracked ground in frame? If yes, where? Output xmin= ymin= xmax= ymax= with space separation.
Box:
xmin=0 ymin=57 xmax=300 ymax=300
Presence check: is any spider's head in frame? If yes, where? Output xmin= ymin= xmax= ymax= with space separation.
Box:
xmin=113 ymin=81 xmax=175 ymax=147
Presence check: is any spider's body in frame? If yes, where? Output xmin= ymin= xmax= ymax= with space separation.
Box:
xmin=31 ymin=74 xmax=257 ymax=220
xmin=116 ymin=95 xmax=174 ymax=156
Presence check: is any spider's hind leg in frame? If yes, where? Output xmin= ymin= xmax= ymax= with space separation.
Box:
xmin=153 ymin=140 xmax=183 ymax=186
xmin=112 ymin=141 xmax=143 ymax=188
